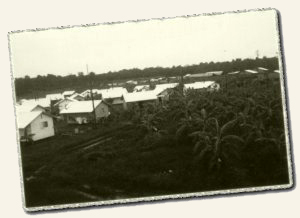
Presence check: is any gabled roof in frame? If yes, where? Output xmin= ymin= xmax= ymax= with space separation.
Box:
xmin=126 ymin=80 xmax=138 ymax=84
xmin=155 ymin=83 xmax=178 ymax=90
xmin=189 ymin=71 xmax=223 ymax=78
xmin=98 ymin=87 xmax=128 ymax=99
xmin=46 ymin=93 xmax=63 ymax=100
xmin=150 ymin=78 xmax=161 ymax=82
xmin=16 ymin=103 xmax=45 ymax=113
xmin=184 ymin=81 xmax=216 ymax=90
xmin=206 ymin=71 xmax=223 ymax=76
xmin=69 ymin=93 xmax=84 ymax=99
xmin=60 ymin=100 xmax=105 ymax=114
xmin=19 ymin=98 xmax=51 ymax=108
xmin=17 ymin=111 xmax=43 ymax=129
xmin=123 ymin=91 xmax=158 ymax=103
xmin=80 ymin=89 xmax=101 ymax=97
xmin=54 ymin=97 xmax=77 ymax=107
xmin=152 ymin=83 xmax=178 ymax=95
xmin=62 ymin=90 xmax=76 ymax=96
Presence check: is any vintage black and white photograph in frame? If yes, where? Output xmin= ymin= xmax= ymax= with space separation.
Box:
xmin=8 ymin=8 xmax=293 ymax=211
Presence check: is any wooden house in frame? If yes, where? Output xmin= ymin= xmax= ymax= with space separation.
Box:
xmin=60 ymin=100 xmax=110 ymax=124
xmin=17 ymin=111 xmax=55 ymax=142
xmin=122 ymin=91 xmax=158 ymax=110
xmin=98 ymin=87 xmax=128 ymax=110
xmin=184 ymin=81 xmax=220 ymax=92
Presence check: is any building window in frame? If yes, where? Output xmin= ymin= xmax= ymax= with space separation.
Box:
xmin=41 ymin=121 xmax=48 ymax=128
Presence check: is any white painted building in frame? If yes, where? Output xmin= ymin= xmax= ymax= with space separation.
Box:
xmin=184 ymin=81 xmax=220 ymax=91
xmin=186 ymin=71 xmax=223 ymax=78
xmin=19 ymin=98 xmax=51 ymax=109
xmin=16 ymin=103 xmax=46 ymax=113
xmin=126 ymin=80 xmax=138 ymax=85
xmin=122 ymin=91 xmax=158 ymax=110
xmin=99 ymin=87 xmax=128 ymax=99
xmin=17 ymin=111 xmax=55 ymax=142
xmin=98 ymin=87 xmax=128 ymax=109
xmin=60 ymin=100 xmax=110 ymax=124
xmin=153 ymin=83 xmax=178 ymax=94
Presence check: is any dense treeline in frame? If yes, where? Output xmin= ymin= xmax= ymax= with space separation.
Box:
xmin=15 ymin=56 xmax=279 ymax=98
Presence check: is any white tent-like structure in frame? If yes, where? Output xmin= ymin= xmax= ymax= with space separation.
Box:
xmin=184 ymin=81 xmax=217 ymax=90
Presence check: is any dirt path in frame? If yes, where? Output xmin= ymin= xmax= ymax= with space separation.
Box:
xmin=25 ymin=134 xmax=114 ymax=181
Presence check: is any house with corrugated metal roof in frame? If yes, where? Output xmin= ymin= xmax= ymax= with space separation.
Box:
xmin=17 ymin=111 xmax=55 ymax=142
xmin=19 ymin=98 xmax=51 ymax=110
xmin=97 ymin=87 xmax=128 ymax=110
xmin=184 ymin=81 xmax=219 ymax=90
xmin=16 ymin=102 xmax=46 ymax=113
xmin=186 ymin=71 xmax=223 ymax=78
xmin=60 ymin=100 xmax=110 ymax=124
xmin=122 ymin=91 xmax=158 ymax=110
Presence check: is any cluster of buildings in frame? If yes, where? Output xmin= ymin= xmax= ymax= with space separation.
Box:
xmin=16 ymin=80 xmax=219 ymax=142
xmin=15 ymin=66 xmax=281 ymax=142
xmin=183 ymin=68 xmax=280 ymax=80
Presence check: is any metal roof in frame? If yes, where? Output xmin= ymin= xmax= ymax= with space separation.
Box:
xmin=98 ymin=87 xmax=128 ymax=99
xmin=17 ymin=111 xmax=43 ymax=129
xmin=123 ymin=91 xmax=158 ymax=103
xmin=60 ymin=100 xmax=104 ymax=114
xmin=19 ymin=98 xmax=51 ymax=108
xmin=46 ymin=93 xmax=63 ymax=100
xmin=16 ymin=104 xmax=44 ymax=113
xmin=62 ymin=90 xmax=76 ymax=96
xmin=184 ymin=81 xmax=216 ymax=90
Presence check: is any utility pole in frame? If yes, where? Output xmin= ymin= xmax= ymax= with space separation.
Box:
xmin=87 ymin=64 xmax=97 ymax=124
xmin=180 ymin=67 xmax=184 ymax=95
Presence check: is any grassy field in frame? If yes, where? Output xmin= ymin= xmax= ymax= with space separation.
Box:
xmin=20 ymin=75 xmax=290 ymax=208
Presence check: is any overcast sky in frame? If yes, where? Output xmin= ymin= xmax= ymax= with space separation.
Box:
xmin=9 ymin=9 xmax=280 ymax=78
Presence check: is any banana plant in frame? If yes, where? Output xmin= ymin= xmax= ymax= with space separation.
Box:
xmin=190 ymin=116 xmax=245 ymax=171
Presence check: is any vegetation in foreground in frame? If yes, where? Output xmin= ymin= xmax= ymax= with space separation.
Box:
xmin=21 ymin=75 xmax=290 ymax=208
